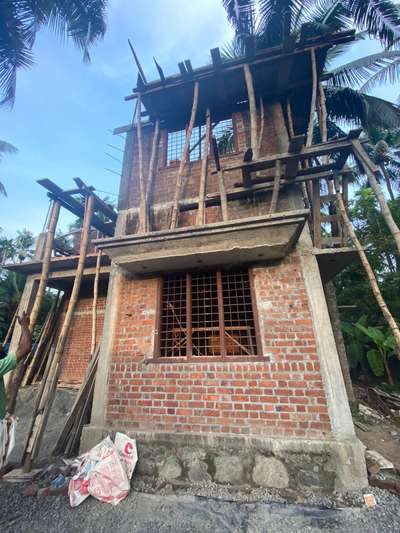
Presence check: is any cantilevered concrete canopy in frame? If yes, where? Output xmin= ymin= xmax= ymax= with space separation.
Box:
xmin=314 ymin=247 xmax=359 ymax=283
xmin=95 ymin=210 xmax=308 ymax=274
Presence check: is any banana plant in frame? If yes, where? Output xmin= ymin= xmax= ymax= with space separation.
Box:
xmin=342 ymin=314 xmax=368 ymax=369
xmin=356 ymin=323 xmax=396 ymax=385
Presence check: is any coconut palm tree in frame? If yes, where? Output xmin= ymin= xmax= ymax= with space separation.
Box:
xmin=0 ymin=140 xmax=17 ymax=196
xmin=0 ymin=0 xmax=108 ymax=107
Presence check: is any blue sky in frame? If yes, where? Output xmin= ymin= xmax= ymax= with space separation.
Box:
xmin=0 ymin=1 xmax=398 ymax=238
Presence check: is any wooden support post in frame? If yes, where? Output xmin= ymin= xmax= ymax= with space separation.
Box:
xmin=29 ymin=200 xmax=60 ymax=330
xmin=257 ymin=97 xmax=265 ymax=156
xmin=22 ymin=292 xmax=60 ymax=387
xmin=306 ymin=48 xmax=317 ymax=148
xmin=91 ymin=250 xmax=102 ymax=354
xmin=143 ymin=119 xmax=160 ymax=232
xmin=218 ymin=170 xmax=228 ymax=222
xmin=335 ymin=188 xmax=400 ymax=361
xmin=2 ymin=306 xmax=19 ymax=346
xmin=197 ymin=108 xmax=211 ymax=225
xmin=136 ymin=94 xmax=147 ymax=234
xmin=170 ymin=82 xmax=199 ymax=229
xmin=22 ymin=195 xmax=94 ymax=471
xmin=269 ymin=160 xmax=282 ymax=214
xmin=243 ymin=63 xmax=259 ymax=159
xmin=6 ymin=200 xmax=60 ymax=415
xmin=286 ymin=97 xmax=295 ymax=138
xmin=313 ymin=179 xmax=322 ymax=248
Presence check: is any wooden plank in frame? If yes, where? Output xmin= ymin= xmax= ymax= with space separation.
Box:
xmin=128 ymin=39 xmax=147 ymax=83
xmin=320 ymin=194 xmax=337 ymax=204
xmin=269 ymin=160 xmax=282 ymax=214
xmin=352 ymin=139 xmax=379 ymax=174
xmin=178 ymin=62 xmax=188 ymax=78
xmin=197 ymin=108 xmax=211 ymax=225
xmin=243 ymin=63 xmax=259 ymax=159
xmin=210 ymin=47 xmax=222 ymax=69
xmin=313 ymin=180 xmax=322 ymax=248
xmin=223 ymin=138 xmax=361 ymax=176
xmin=218 ymin=170 xmax=228 ymax=221
xmin=153 ymin=57 xmax=166 ymax=82
xmin=184 ymin=59 xmax=193 ymax=77
xmin=170 ymin=82 xmax=200 ymax=229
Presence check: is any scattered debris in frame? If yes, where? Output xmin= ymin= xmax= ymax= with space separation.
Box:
xmin=359 ymin=404 xmax=384 ymax=422
xmin=363 ymin=493 xmax=377 ymax=508
xmin=2 ymin=467 xmax=42 ymax=483
xmin=365 ymin=450 xmax=394 ymax=471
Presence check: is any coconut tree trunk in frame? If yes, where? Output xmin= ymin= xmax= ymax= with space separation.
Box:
xmin=380 ymin=162 xmax=395 ymax=202
xmin=324 ymin=281 xmax=356 ymax=407
xmin=382 ymin=351 xmax=394 ymax=386
xmin=352 ymin=140 xmax=400 ymax=257
xmin=335 ymin=189 xmax=400 ymax=359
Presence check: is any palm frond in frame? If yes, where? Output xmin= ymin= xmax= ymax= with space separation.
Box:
xmin=0 ymin=182 xmax=7 ymax=197
xmin=329 ymin=49 xmax=400 ymax=87
xmin=325 ymin=85 xmax=400 ymax=130
xmin=0 ymin=140 xmax=17 ymax=158
xmin=361 ymin=55 xmax=400 ymax=91
xmin=222 ymin=0 xmax=256 ymax=34
xmin=346 ymin=0 xmax=400 ymax=48
xmin=325 ymin=30 xmax=368 ymax=66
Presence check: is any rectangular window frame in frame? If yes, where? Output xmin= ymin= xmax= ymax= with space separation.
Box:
xmin=153 ymin=268 xmax=263 ymax=363
xmin=163 ymin=116 xmax=238 ymax=168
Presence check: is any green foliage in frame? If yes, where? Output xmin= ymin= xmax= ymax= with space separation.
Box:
xmin=0 ymin=1 xmax=108 ymax=106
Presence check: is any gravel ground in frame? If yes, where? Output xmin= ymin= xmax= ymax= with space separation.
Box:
xmin=1 ymin=482 xmax=400 ymax=532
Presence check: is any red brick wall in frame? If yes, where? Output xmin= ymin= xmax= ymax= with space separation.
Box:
xmin=59 ymin=295 xmax=106 ymax=385
xmin=106 ymin=256 xmax=332 ymax=440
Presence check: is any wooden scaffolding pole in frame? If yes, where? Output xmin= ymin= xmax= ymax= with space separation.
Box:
xmin=136 ymin=94 xmax=147 ymax=234
xmin=143 ymin=119 xmax=161 ymax=232
xmin=6 ymin=200 xmax=60 ymax=415
xmin=2 ymin=305 xmax=19 ymax=346
xmin=29 ymin=200 xmax=61 ymax=330
xmin=243 ymin=63 xmax=259 ymax=159
xmin=257 ymin=97 xmax=265 ymax=156
xmin=196 ymin=108 xmax=211 ymax=225
xmin=22 ymin=194 xmax=94 ymax=471
xmin=306 ymin=48 xmax=317 ymax=148
xmin=91 ymin=250 xmax=102 ymax=354
xmin=269 ymin=160 xmax=282 ymax=214
xmin=22 ymin=292 xmax=60 ymax=387
xmin=335 ymin=186 xmax=400 ymax=363
xmin=170 ymin=81 xmax=199 ymax=229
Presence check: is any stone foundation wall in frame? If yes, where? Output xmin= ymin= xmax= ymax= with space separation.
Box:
xmin=80 ymin=427 xmax=367 ymax=493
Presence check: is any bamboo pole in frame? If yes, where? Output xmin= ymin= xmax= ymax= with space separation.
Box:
xmin=91 ymin=250 xmax=102 ymax=354
xmin=144 ymin=119 xmax=161 ymax=231
xmin=29 ymin=201 xmax=61 ymax=331
xmin=352 ymin=139 xmax=400 ymax=257
xmin=170 ymin=82 xmax=200 ymax=229
xmin=306 ymin=48 xmax=317 ymax=148
xmin=197 ymin=108 xmax=211 ymax=225
xmin=6 ymin=201 xmax=60 ymax=414
xmin=2 ymin=306 xmax=19 ymax=346
xmin=335 ymin=187 xmax=400 ymax=359
xmin=22 ymin=292 xmax=60 ymax=386
xmin=136 ymin=94 xmax=147 ymax=234
xmin=23 ymin=195 xmax=94 ymax=471
xmin=218 ymin=170 xmax=229 ymax=222
xmin=257 ymin=97 xmax=265 ymax=156
xmin=286 ymin=97 xmax=295 ymax=138
xmin=243 ymin=64 xmax=259 ymax=159
xmin=269 ymin=160 xmax=282 ymax=214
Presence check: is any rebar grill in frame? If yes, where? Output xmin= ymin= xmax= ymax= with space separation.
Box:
xmin=159 ymin=270 xmax=258 ymax=358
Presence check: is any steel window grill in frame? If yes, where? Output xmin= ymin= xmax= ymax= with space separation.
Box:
xmin=166 ymin=119 xmax=235 ymax=165
xmin=159 ymin=270 xmax=258 ymax=358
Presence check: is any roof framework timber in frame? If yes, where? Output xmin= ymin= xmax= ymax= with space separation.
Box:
xmin=37 ymin=178 xmax=117 ymax=237
xmin=125 ymin=30 xmax=355 ymax=129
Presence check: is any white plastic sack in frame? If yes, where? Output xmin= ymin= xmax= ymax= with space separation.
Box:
xmin=69 ymin=433 xmax=137 ymax=507
xmin=0 ymin=417 xmax=16 ymax=469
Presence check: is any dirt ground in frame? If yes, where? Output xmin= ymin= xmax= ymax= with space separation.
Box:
xmin=2 ymin=386 xmax=400 ymax=532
